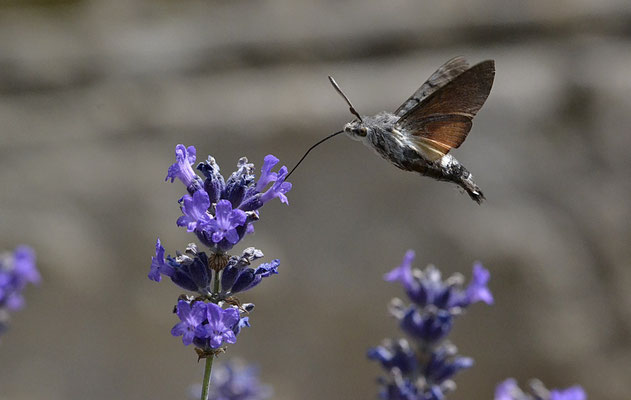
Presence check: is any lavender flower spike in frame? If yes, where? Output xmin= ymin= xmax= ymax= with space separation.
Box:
xmin=371 ymin=251 xmax=492 ymax=400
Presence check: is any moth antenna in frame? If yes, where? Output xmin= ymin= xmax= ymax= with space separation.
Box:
xmin=328 ymin=76 xmax=363 ymax=122
xmin=285 ymin=130 xmax=344 ymax=180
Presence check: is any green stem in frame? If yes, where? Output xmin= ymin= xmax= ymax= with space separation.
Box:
xmin=201 ymin=257 xmax=222 ymax=400
xmin=213 ymin=267 xmax=221 ymax=294
xmin=200 ymin=356 xmax=214 ymax=400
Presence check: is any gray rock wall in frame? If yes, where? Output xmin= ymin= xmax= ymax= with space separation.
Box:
xmin=1 ymin=1 xmax=630 ymax=399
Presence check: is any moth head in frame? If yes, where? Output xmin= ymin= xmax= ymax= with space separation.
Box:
xmin=343 ymin=120 xmax=367 ymax=139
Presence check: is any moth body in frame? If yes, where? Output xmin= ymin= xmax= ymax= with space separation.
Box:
xmin=335 ymin=57 xmax=494 ymax=204
xmin=344 ymin=112 xmax=484 ymax=203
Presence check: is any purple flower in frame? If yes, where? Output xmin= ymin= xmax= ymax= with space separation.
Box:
xmin=207 ymin=200 xmax=247 ymax=244
xmin=259 ymin=166 xmax=292 ymax=205
xmin=177 ymin=189 xmax=212 ymax=233
xmin=384 ymin=250 xmax=417 ymax=295
xmin=12 ymin=246 xmax=39 ymax=284
xmin=367 ymin=339 xmax=418 ymax=376
xmin=172 ymin=300 xmax=207 ymax=345
xmin=190 ymin=360 xmax=273 ymax=400
xmin=166 ymin=144 xmax=201 ymax=190
xmin=239 ymin=160 xmax=293 ymax=211
xmin=149 ymin=242 xmax=213 ymax=295
xmin=494 ymin=379 xmax=587 ymax=400
xmin=197 ymin=303 xmax=241 ymax=349
xmin=222 ymin=158 xmax=255 ymax=209
xmin=424 ymin=344 xmax=473 ymax=384
xmin=148 ymin=238 xmax=174 ymax=281
xmin=222 ymin=259 xmax=280 ymax=294
xmin=465 ymin=261 xmax=494 ymax=305
xmin=153 ymin=145 xmax=289 ymax=358
xmin=197 ymin=156 xmax=225 ymax=204
xmin=165 ymin=147 xmax=292 ymax=251
xmin=255 ymin=155 xmax=280 ymax=192
xmin=495 ymin=379 xmax=521 ymax=400
xmin=0 ymin=246 xmax=39 ymax=316
xmin=550 ymin=387 xmax=586 ymax=400
xmin=232 ymin=316 xmax=250 ymax=337
xmin=400 ymin=307 xmax=453 ymax=343
xmin=371 ymin=251 xmax=490 ymax=400
xmin=550 ymin=386 xmax=587 ymax=400
xmin=378 ymin=375 xmax=445 ymax=400
xmin=385 ymin=251 xmax=493 ymax=311
xmin=378 ymin=377 xmax=423 ymax=400
xmin=385 ymin=253 xmax=450 ymax=309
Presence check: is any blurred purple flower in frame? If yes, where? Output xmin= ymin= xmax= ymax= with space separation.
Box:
xmin=465 ymin=261 xmax=494 ymax=305
xmin=12 ymin=246 xmax=39 ymax=285
xmin=550 ymin=387 xmax=587 ymax=400
xmin=495 ymin=379 xmax=521 ymax=400
xmin=385 ymin=251 xmax=493 ymax=310
xmin=0 ymin=246 xmax=39 ymax=336
xmin=367 ymin=339 xmax=417 ymax=376
xmin=189 ymin=360 xmax=272 ymax=400
xmin=371 ymin=250 xmax=491 ymax=400
xmin=495 ymin=379 xmax=587 ymax=400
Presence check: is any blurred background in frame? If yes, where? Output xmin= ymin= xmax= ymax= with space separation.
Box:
xmin=1 ymin=0 xmax=630 ymax=399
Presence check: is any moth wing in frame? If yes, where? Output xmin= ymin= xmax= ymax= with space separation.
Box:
xmin=394 ymin=56 xmax=471 ymax=117
xmin=404 ymin=115 xmax=473 ymax=160
xmin=396 ymin=60 xmax=495 ymax=160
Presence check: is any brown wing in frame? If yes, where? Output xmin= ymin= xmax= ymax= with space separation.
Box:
xmin=396 ymin=60 xmax=495 ymax=160
xmin=394 ymin=56 xmax=470 ymax=117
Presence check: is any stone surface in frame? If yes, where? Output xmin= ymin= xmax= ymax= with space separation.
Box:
xmin=0 ymin=1 xmax=630 ymax=399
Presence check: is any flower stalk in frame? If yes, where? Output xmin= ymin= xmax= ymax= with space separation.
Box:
xmin=200 ymin=356 xmax=214 ymax=400
xmin=149 ymin=145 xmax=289 ymax=399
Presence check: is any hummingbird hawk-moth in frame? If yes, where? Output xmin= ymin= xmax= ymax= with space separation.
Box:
xmin=287 ymin=57 xmax=495 ymax=203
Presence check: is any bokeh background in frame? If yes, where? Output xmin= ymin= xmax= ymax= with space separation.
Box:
xmin=1 ymin=0 xmax=630 ymax=399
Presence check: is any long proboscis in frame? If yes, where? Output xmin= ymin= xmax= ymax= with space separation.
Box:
xmin=285 ymin=130 xmax=344 ymax=180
